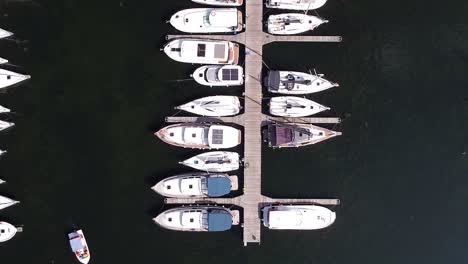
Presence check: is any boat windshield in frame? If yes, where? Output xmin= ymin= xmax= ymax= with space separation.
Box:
xmin=203 ymin=11 xmax=212 ymax=26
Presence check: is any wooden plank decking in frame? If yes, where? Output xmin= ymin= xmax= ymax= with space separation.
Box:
xmin=165 ymin=115 xmax=341 ymax=125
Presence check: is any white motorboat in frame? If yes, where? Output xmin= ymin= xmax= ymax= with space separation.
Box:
xmin=265 ymin=70 xmax=338 ymax=94
xmin=262 ymin=205 xmax=336 ymax=230
xmin=0 ymin=28 xmax=13 ymax=39
xmin=192 ymin=65 xmax=244 ymax=87
xmin=180 ymin=151 xmax=240 ymax=172
xmin=191 ymin=0 xmax=243 ymax=6
xmin=268 ymin=14 xmax=327 ymax=35
xmin=176 ymin=96 xmax=241 ymax=117
xmin=68 ymin=229 xmax=90 ymax=264
xmin=0 ymin=68 xmax=31 ymax=89
xmin=0 ymin=105 xmax=10 ymax=113
xmin=0 ymin=195 xmax=19 ymax=210
xmin=155 ymin=123 xmax=241 ymax=149
xmin=266 ymin=0 xmax=327 ymax=10
xmin=263 ymin=122 xmax=341 ymax=148
xmin=154 ymin=206 xmax=239 ymax=232
xmin=269 ymin=96 xmax=329 ymax=117
xmin=152 ymin=172 xmax=238 ymax=198
xmin=170 ymin=8 xmax=243 ymax=33
xmin=0 ymin=57 xmax=8 ymax=64
xmin=0 ymin=120 xmax=14 ymax=132
xmin=163 ymin=39 xmax=239 ymax=65
xmin=0 ymin=222 xmax=17 ymax=242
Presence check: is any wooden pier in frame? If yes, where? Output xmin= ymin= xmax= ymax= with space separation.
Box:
xmin=163 ymin=0 xmax=342 ymax=246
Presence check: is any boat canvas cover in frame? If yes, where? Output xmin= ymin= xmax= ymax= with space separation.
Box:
xmin=209 ymin=10 xmax=237 ymax=27
xmin=267 ymin=124 xmax=293 ymax=146
xmin=70 ymin=236 xmax=84 ymax=251
xmin=221 ymin=68 xmax=239 ymax=81
xmin=207 ymin=211 xmax=232 ymax=231
xmin=207 ymin=177 xmax=230 ymax=197
xmin=265 ymin=71 xmax=280 ymax=90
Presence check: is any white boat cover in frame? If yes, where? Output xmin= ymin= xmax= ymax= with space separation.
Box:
xmin=0 ymin=28 xmax=13 ymax=39
xmin=0 ymin=68 xmax=31 ymax=89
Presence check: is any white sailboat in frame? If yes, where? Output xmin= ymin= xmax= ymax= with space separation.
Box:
xmin=176 ymin=96 xmax=241 ymax=117
xmin=268 ymin=14 xmax=328 ymax=35
xmin=170 ymin=8 xmax=243 ymax=33
xmin=192 ymin=65 xmax=244 ymax=87
xmin=0 ymin=105 xmax=10 ymax=113
xmin=266 ymin=0 xmax=328 ymax=10
xmin=68 ymin=229 xmax=91 ymax=264
xmin=163 ymin=39 xmax=239 ymax=65
xmin=191 ymin=0 xmax=243 ymax=6
xmin=0 ymin=28 xmax=13 ymax=39
xmin=0 ymin=120 xmax=14 ymax=132
xmin=0 ymin=222 xmax=18 ymax=242
xmin=265 ymin=70 xmax=338 ymax=94
xmin=262 ymin=205 xmax=336 ymax=230
xmin=269 ymin=96 xmax=329 ymax=117
xmin=0 ymin=195 xmax=19 ymax=210
xmin=0 ymin=57 xmax=8 ymax=64
xmin=180 ymin=151 xmax=240 ymax=172
xmin=0 ymin=68 xmax=31 ymax=89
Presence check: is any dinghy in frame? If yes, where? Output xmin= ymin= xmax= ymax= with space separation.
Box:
xmin=180 ymin=151 xmax=240 ymax=172
xmin=0 ymin=57 xmax=8 ymax=64
xmin=268 ymin=14 xmax=328 ymax=35
xmin=163 ymin=39 xmax=239 ymax=64
xmin=68 ymin=229 xmax=91 ymax=264
xmin=0 ymin=195 xmax=19 ymax=211
xmin=0 ymin=105 xmax=10 ymax=113
xmin=266 ymin=0 xmax=328 ymax=10
xmin=155 ymin=123 xmax=241 ymax=149
xmin=152 ymin=172 xmax=238 ymax=198
xmin=176 ymin=96 xmax=241 ymax=117
xmin=265 ymin=70 xmax=338 ymax=94
xmin=191 ymin=0 xmax=243 ymax=6
xmin=262 ymin=205 xmax=336 ymax=230
xmin=0 ymin=68 xmax=31 ymax=89
xmin=0 ymin=28 xmax=13 ymax=39
xmin=269 ymin=96 xmax=329 ymax=117
xmin=192 ymin=65 xmax=244 ymax=87
xmin=154 ymin=206 xmax=239 ymax=232
xmin=0 ymin=222 xmax=18 ymax=242
xmin=0 ymin=120 xmax=14 ymax=132
xmin=170 ymin=8 xmax=243 ymax=33
xmin=263 ymin=122 xmax=341 ymax=148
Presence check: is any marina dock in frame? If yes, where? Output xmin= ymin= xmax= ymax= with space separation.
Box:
xmin=164 ymin=0 xmax=342 ymax=246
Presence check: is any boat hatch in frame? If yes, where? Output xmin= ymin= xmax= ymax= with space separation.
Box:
xmin=206 ymin=177 xmax=230 ymax=197
xmin=211 ymin=129 xmax=223 ymax=144
xmin=265 ymin=71 xmax=280 ymax=90
xmin=221 ymin=68 xmax=239 ymax=81
xmin=214 ymin=44 xmax=225 ymax=59
xmin=197 ymin=44 xmax=206 ymax=57
xmin=207 ymin=211 xmax=232 ymax=231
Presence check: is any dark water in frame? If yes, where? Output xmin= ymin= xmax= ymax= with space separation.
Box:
xmin=0 ymin=0 xmax=468 ymax=263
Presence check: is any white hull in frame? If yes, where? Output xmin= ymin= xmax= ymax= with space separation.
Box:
xmin=264 ymin=123 xmax=341 ymax=148
xmin=69 ymin=230 xmax=91 ymax=264
xmin=180 ymin=151 xmax=240 ymax=172
xmin=0 ymin=120 xmax=14 ymax=132
xmin=0 ymin=179 xmax=4 ymax=184
xmin=176 ymin=96 xmax=241 ymax=117
xmin=0 ymin=69 xmax=31 ymax=89
xmin=170 ymin=8 xmax=243 ymax=33
xmin=266 ymin=0 xmax=327 ymax=10
xmin=191 ymin=0 xmax=243 ymax=6
xmin=269 ymin=96 xmax=329 ymax=117
xmin=268 ymin=14 xmax=327 ymax=35
xmin=0 ymin=222 xmax=17 ymax=242
xmin=266 ymin=70 xmax=338 ymax=94
xmin=0 ymin=105 xmax=10 ymax=113
xmin=0 ymin=149 xmax=6 ymax=157
xmin=163 ymin=39 xmax=239 ymax=65
xmin=0 ymin=195 xmax=19 ymax=210
xmin=192 ymin=65 xmax=243 ymax=86
xmin=0 ymin=28 xmax=13 ymax=39
xmin=0 ymin=57 xmax=8 ymax=64
xmin=262 ymin=205 xmax=336 ymax=230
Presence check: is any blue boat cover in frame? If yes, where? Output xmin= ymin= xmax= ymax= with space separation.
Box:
xmin=207 ymin=212 xmax=232 ymax=232
xmin=207 ymin=177 xmax=231 ymax=197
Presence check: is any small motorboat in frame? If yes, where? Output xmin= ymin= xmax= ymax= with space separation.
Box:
xmin=269 ymin=96 xmax=329 ymax=117
xmin=262 ymin=205 xmax=336 ymax=230
xmin=0 ymin=105 xmax=10 ymax=113
xmin=0 ymin=57 xmax=8 ymax=64
xmin=191 ymin=0 xmax=243 ymax=6
xmin=192 ymin=65 xmax=244 ymax=87
xmin=0 ymin=28 xmax=13 ymax=39
xmin=266 ymin=0 xmax=327 ymax=10
xmin=155 ymin=123 xmax=241 ymax=149
xmin=268 ymin=14 xmax=327 ymax=35
xmin=265 ymin=70 xmax=338 ymax=94
xmin=163 ymin=39 xmax=239 ymax=65
xmin=0 ymin=222 xmax=18 ymax=242
xmin=154 ymin=206 xmax=239 ymax=232
xmin=68 ymin=229 xmax=91 ymax=264
xmin=0 ymin=69 xmax=31 ymax=89
xmin=170 ymin=8 xmax=243 ymax=33
xmin=0 ymin=195 xmax=19 ymax=211
xmin=263 ymin=122 xmax=341 ymax=148
xmin=176 ymin=96 xmax=241 ymax=117
xmin=0 ymin=120 xmax=14 ymax=132
xmin=180 ymin=151 xmax=240 ymax=172
xmin=152 ymin=172 xmax=238 ymax=198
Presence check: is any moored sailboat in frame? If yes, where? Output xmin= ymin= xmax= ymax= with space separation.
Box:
xmin=0 ymin=195 xmax=19 ymax=211
xmin=265 ymin=70 xmax=338 ymax=94
xmin=262 ymin=205 xmax=336 ymax=230
xmin=0 ymin=69 xmax=31 ymax=89
xmin=180 ymin=151 xmax=240 ymax=172
xmin=191 ymin=0 xmax=243 ymax=6
xmin=266 ymin=0 xmax=328 ymax=10
xmin=0 ymin=120 xmax=14 ymax=132
xmin=0 ymin=28 xmax=13 ymax=39
xmin=267 ymin=14 xmax=328 ymax=35
xmin=269 ymin=96 xmax=329 ymax=117
xmin=176 ymin=96 xmax=241 ymax=117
